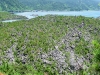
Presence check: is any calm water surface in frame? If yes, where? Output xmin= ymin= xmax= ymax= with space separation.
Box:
xmin=2 ymin=20 xmax=18 ymax=22
xmin=3 ymin=11 xmax=100 ymax=22
xmin=15 ymin=11 xmax=100 ymax=19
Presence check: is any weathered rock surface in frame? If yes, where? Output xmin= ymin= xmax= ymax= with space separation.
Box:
xmin=34 ymin=23 xmax=93 ymax=74
xmin=2 ymin=21 xmax=93 ymax=74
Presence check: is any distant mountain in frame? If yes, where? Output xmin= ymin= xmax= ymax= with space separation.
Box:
xmin=0 ymin=0 xmax=24 ymax=11
xmin=0 ymin=0 xmax=100 ymax=11
xmin=18 ymin=0 xmax=100 ymax=11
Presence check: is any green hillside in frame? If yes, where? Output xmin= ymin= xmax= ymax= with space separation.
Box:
xmin=0 ymin=15 xmax=100 ymax=75
xmin=0 ymin=0 xmax=24 ymax=11
xmin=0 ymin=0 xmax=100 ymax=11
xmin=18 ymin=0 xmax=100 ymax=11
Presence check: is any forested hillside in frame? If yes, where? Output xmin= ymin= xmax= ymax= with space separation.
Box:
xmin=0 ymin=0 xmax=24 ymax=11
xmin=18 ymin=0 xmax=100 ymax=11
xmin=0 ymin=0 xmax=100 ymax=11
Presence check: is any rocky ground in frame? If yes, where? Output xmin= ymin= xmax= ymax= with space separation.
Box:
xmin=0 ymin=16 xmax=97 ymax=74
xmin=37 ymin=23 xmax=93 ymax=74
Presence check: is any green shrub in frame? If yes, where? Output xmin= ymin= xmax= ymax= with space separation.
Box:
xmin=92 ymin=40 xmax=100 ymax=72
